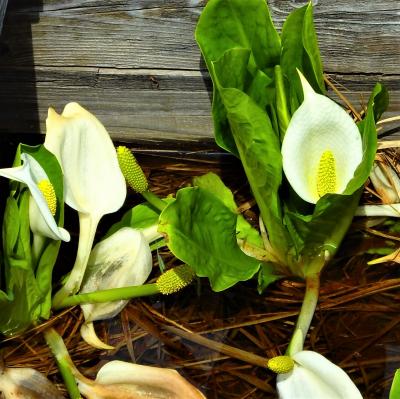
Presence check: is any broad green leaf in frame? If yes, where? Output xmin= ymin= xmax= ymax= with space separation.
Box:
xmin=158 ymin=187 xmax=262 ymax=291
xmin=216 ymin=85 xmax=290 ymax=255
xmin=193 ymin=172 xmax=263 ymax=248
xmin=196 ymin=0 xmax=280 ymax=75
xmin=390 ymin=370 xmax=400 ymax=399
xmin=281 ymin=3 xmax=325 ymax=113
xmin=195 ymin=0 xmax=280 ymax=154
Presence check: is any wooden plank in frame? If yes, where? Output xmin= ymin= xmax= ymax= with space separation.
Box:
xmin=0 ymin=0 xmax=398 ymax=142
xmin=0 ymin=67 xmax=397 ymax=142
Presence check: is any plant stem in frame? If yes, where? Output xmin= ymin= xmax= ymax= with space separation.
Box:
xmin=141 ymin=190 xmax=167 ymax=213
xmin=53 ymin=283 xmax=161 ymax=310
xmin=286 ymin=273 xmax=320 ymax=356
xmin=274 ymin=65 xmax=290 ymax=139
xmin=44 ymin=328 xmax=82 ymax=399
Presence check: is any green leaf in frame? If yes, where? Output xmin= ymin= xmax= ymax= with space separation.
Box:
xmin=0 ymin=145 xmax=66 ymax=334
xmin=193 ymin=172 xmax=263 ymax=248
xmin=390 ymin=370 xmax=400 ymax=399
xmin=1 ymin=191 xmax=43 ymax=335
xmin=344 ymin=85 xmax=379 ymax=195
xmin=196 ymin=0 xmax=280 ymax=74
xmin=158 ymin=187 xmax=261 ymax=291
xmin=215 ymin=84 xmax=290 ymax=255
xmin=105 ymin=199 xmax=173 ymax=239
xmin=281 ymin=3 xmax=325 ymax=113
xmin=257 ymin=262 xmax=281 ymax=294
xmin=370 ymin=83 xmax=389 ymax=122
xmin=195 ymin=0 xmax=280 ymax=154
xmin=296 ymin=189 xmax=363 ymax=276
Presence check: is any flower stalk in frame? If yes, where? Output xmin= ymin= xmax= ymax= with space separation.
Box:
xmin=53 ymin=265 xmax=196 ymax=310
xmin=43 ymin=328 xmax=81 ymax=399
xmin=286 ymin=273 xmax=320 ymax=356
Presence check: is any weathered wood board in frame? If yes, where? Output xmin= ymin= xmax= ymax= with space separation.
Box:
xmin=0 ymin=0 xmax=398 ymax=144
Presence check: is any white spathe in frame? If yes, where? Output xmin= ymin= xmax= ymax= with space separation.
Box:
xmin=79 ymin=228 xmax=152 ymax=349
xmin=277 ymin=351 xmax=362 ymax=399
xmin=281 ymin=71 xmax=363 ymax=204
xmin=0 ymin=153 xmax=70 ymax=242
xmin=47 ymin=103 xmax=127 ymax=304
xmin=76 ymin=360 xmax=206 ymax=399
xmin=45 ymin=103 xmax=126 ymax=215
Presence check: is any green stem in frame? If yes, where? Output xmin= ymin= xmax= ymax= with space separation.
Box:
xmin=286 ymin=273 xmax=320 ymax=356
xmin=53 ymin=283 xmax=161 ymax=310
xmin=44 ymin=328 xmax=82 ymax=399
xmin=274 ymin=65 xmax=290 ymax=140
xmin=141 ymin=190 xmax=167 ymax=212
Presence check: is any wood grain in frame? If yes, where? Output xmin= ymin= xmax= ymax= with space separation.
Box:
xmin=0 ymin=0 xmax=398 ymax=142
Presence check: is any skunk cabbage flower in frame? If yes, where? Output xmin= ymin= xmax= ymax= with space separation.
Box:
xmin=76 ymin=360 xmax=206 ymax=399
xmin=79 ymin=227 xmax=152 ymax=349
xmin=0 ymin=153 xmax=70 ymax=242
xmin=281 ymin=71 xmax=363 ymax=204
xmin=47 ymin=103 xmax=127 ymax=304
xmin=268 ymin=351 xmax=362 ymax=399
xmin=0 ymin=366 xmax=64 ymax=399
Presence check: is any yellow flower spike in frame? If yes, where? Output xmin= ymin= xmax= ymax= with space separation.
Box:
xmin=267 ymin=356 xmax=295 ymax=374
xmin=117 ymin=146 xmax=148 ymax=193
xmin=156 ymin=265 xmax=196 ymax=295
xmin=316 ymin=150 xmax=337 ymax=198
xmin=37 ymin=179 xmax=57 ymax=216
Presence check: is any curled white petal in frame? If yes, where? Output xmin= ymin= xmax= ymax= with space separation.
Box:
xmin=80 ymin=322 xmax=114 ymax=350
xmin=0 ymin=153 xmax=70 ymax=242
xmin=281 ymin=72 xmax=362 ymax=203
xmin=277 ymin=350 xmax=362 ymax=399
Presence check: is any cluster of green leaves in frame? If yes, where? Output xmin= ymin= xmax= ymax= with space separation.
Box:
xmin=0 ymin=145 xmax=64 ymax=335
xmin=153 ymin=0 xmax=388 ymax=291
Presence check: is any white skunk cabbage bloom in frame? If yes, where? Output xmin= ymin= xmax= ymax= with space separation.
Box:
xmin=0 ymin=153 xmax=70 ymax=242
xmin=0 ymin=366 xmax=64 ymax=399
xmin=282 ymin=71 xmax=363 ymax=204
xmin=268 ymin=351 xmax=362 ymax=399
xmin=80 ymin=227 xmax=152 ymax=349
xmin=47 ymin=103 xmax=127 ymax=304
xmin=76 ymin=360 xmax=206 ymax=399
